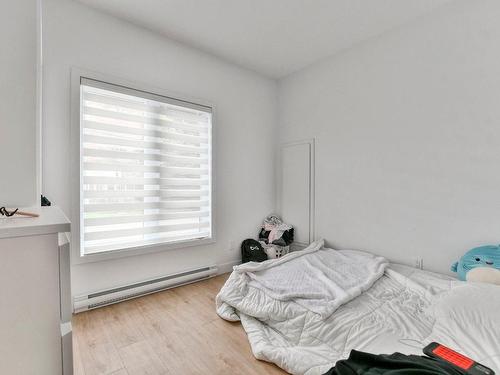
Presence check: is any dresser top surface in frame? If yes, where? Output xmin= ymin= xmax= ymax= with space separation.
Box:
xmin=0 ymin=206 xmax=70 ymax=239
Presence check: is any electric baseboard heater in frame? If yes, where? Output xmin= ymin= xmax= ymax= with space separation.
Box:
xmin=73 ymin=265 xmax=218 ymax=313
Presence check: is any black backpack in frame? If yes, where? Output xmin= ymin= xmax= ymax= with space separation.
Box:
xmin=241 ymin=239 xmax=268 ymax=263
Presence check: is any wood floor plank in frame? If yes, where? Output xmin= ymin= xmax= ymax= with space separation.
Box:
xmin=73 ymin=308 xmax=125 ymax=375
xmin=110 ymin=370 xmax=129 ymax=375
xmin=72 ymin=332 xmax=87 ymax=375
xmin=100 ymin=302 xmax=146 ymax=349
xmin=118 ymin=341 xmax=168 ymax=375
xmin=73 ymin=274 xmax=287 ymax=374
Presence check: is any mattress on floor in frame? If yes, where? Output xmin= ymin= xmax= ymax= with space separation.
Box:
xmin=234 ymin=264 xmax=500 ymax=375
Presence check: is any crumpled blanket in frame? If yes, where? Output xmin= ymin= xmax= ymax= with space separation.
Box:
xmin=216 ymin=240 xmax=388 ymax=320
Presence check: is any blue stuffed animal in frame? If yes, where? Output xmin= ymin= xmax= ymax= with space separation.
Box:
xmin=451 ymin=245 xmax=500 ymax=285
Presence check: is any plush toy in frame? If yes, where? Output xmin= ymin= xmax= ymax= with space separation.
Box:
xmin=451 ymin=245 xmax=500 ymax=285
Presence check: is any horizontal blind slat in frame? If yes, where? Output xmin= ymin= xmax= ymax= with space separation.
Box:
xmin=81 ymin=79 xmax=211 ymax=114
xmin=83 ymin=136 xmax=206 ymax=158
xmin=83 ymin=134 xmax=210 ymax=154
xmin=83 ymin=114 xmax=209 ymax=141
xmin=84 ymin=222 xmax=210 ymax=241
xmin=83 ymin=119 xmax=209 ymax=146
xmin=84 ymin=162 xmax=209 ymax=175
xmin=84 ymin=201 xmax=210 ymax=213
xmin=84 ymin=211 xmax=210 ymax=226
xmin=84 ymin=231 xmax=211 ymax=254
xmin=83 ymin=176 xmax=209 ymax=185
xmin=83 ymin=107 xmax=209 ymax=144
xmin=83 ymin=92 xmax=210 ymax=131
xmin=83 ymin=189 xmax=209 ymax=199
xmin=84 ymin=154 xmax=207 ymax=168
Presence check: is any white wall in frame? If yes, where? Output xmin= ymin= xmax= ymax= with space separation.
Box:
xmin=278 ymin=0 xmax=500 ymax=274
xmin=0 ymin=0 xmax=38 ymax=207
xmin=42 ymin=0 xmax=277 ymax=295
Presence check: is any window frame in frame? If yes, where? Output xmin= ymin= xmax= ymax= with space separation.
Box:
xmin=71 ymin=68 xmax=216 ymax=264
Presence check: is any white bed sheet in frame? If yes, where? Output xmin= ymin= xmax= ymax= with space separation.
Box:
xmin=320 ymin=264 xmax=500 ymax=371
xmin=303 ymin=264 xmax=500 ymax=374
xmin=221 ymin=261 xmax=500 ymax=374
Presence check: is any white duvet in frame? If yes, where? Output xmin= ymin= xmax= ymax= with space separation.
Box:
xmin=216 ymin=241 xmax=500 ymax=375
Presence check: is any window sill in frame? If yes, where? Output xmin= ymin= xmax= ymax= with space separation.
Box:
xmin=72 ymin=236 xmax=216 ymax=265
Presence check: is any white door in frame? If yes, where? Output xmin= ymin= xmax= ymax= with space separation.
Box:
xmin=280 ymin=139 xmax=315 ymax=245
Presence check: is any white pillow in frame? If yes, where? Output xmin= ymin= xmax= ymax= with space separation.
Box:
xmin=428 ymin=283 xmax=500 ymax=372
xmin=466 ymin=267 xmax=500 ymax=285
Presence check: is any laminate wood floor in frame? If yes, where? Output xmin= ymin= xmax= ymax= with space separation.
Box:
xmin=72 ymin=274 xmax=286 ymax=375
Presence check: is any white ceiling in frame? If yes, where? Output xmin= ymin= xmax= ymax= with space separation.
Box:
xmin=76 ymin=0 xmax=452 ymax=78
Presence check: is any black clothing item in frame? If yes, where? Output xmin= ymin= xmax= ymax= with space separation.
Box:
xmin=41 ymin=195 xmax=52 ymax=206
xmin=241 ymin=239 xmax=268 ymax=263
xmin=323 ymin=350 xmax=466 ymax=375
xmin=258 ymin=228 xmax=294 ymax=246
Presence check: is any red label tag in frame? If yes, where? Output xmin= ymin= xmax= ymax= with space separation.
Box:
xmin=433 ymin=346 xmax=474 ymax=370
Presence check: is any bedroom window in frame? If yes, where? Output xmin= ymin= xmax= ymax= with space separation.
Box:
xmin=79 ymin=77 xmax=213 ymax=256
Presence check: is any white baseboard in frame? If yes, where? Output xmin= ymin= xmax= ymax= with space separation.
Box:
xmin=74 ymin=261 xmax=240 ymax=306
xmin=217 ymin=259 xmax=241 ymax=274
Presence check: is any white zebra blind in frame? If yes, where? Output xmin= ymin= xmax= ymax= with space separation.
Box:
xmin=80 ymin=78 xmax=212 ymax=255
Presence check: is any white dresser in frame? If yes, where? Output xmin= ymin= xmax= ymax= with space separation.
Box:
xmin=0 ymin=207 xmax=72 ymax=375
